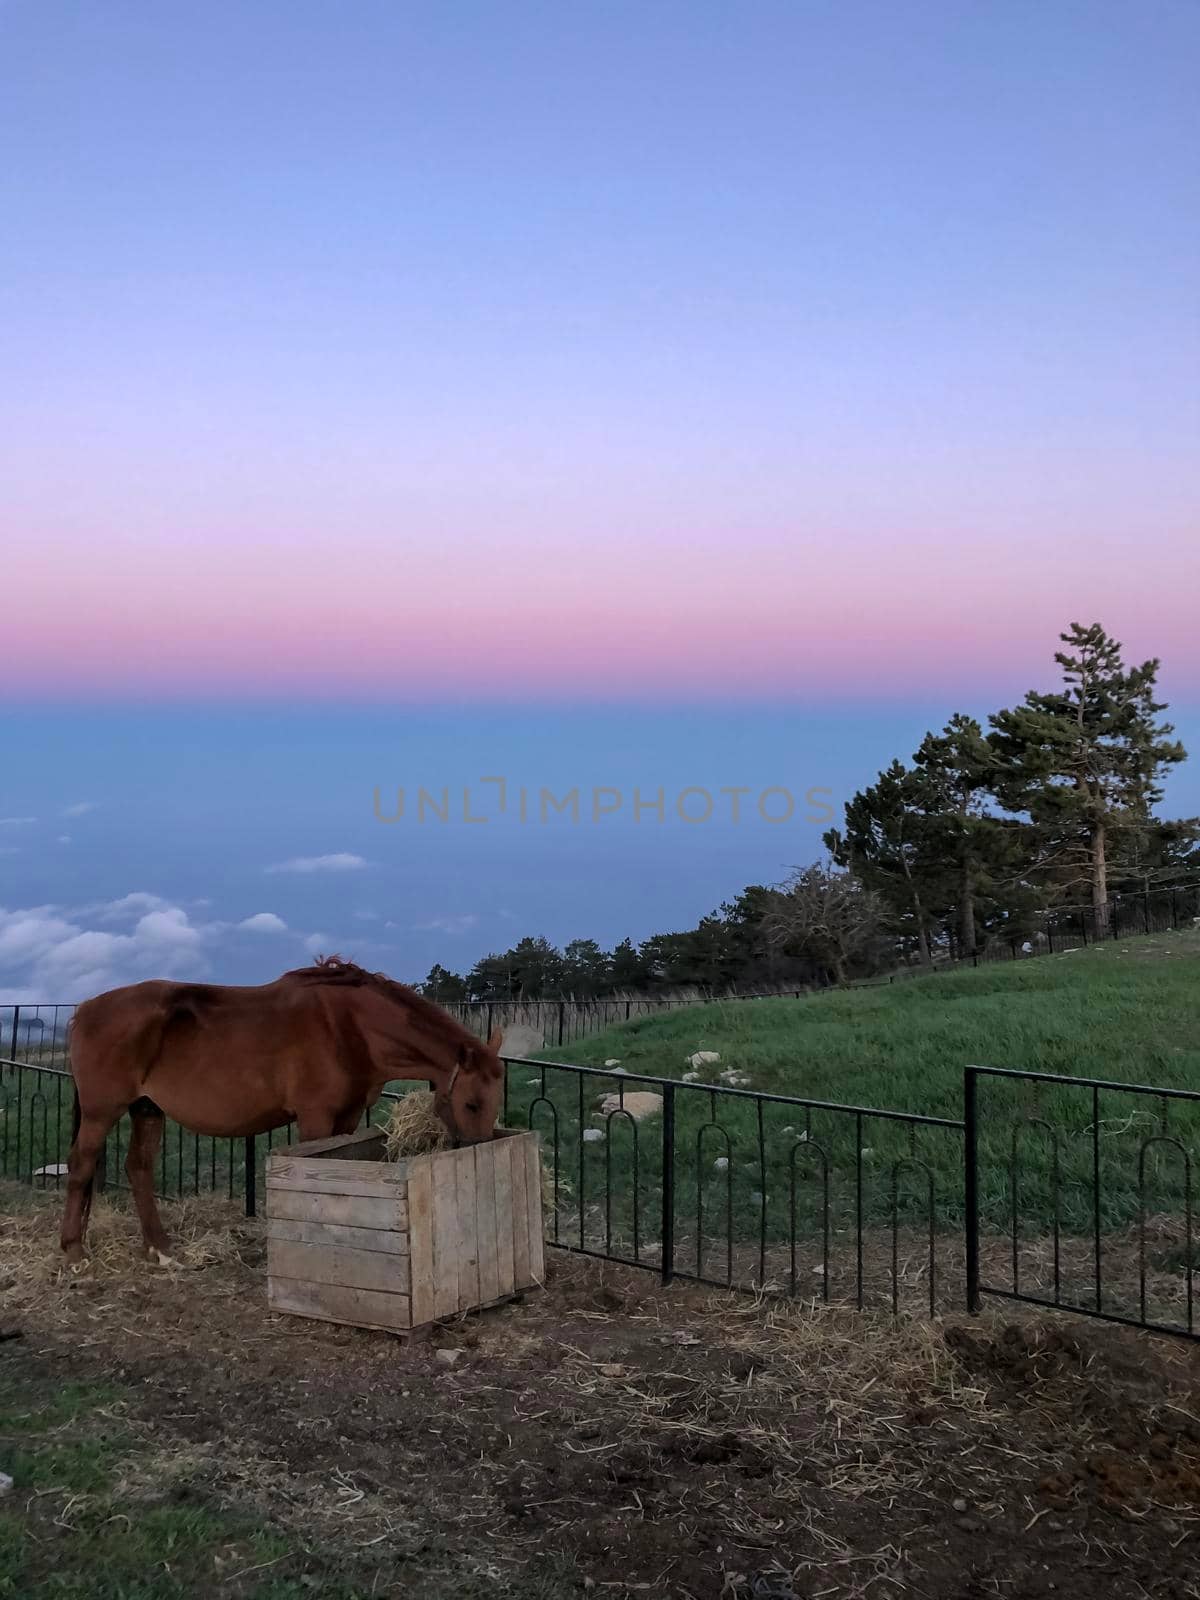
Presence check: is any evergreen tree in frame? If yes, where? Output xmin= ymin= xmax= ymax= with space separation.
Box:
xmin=912 ymin=713 xmax=1020 ymax=956
xmin=561 ymin=938 xmax=609 ymax=997
xmin=419 ymin=963 xmax=468 ymax=1000
xmin=608 ymin=937 xmax=653 ymax=991
xmin=989 ymin=624 xmax=1186 ymax=920
xmin=825 ymin=760 xmax=941 ymax=964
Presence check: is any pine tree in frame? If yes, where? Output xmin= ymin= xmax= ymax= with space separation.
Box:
xmin=989 ymin=623 xmax=1186 ymax=921
xmin=912 ymin=713 xmax=1019 ymax=956
xmin=825 ymin=760 xmax=941 ymax=965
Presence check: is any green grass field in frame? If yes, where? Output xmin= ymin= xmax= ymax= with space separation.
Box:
xmin=498 ymin=931 xmax=1200 ymax=1277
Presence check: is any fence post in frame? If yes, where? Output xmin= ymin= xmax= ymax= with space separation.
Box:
xmin=660 ymin=1083 xmax=676 ymax=1285
xmin=963 ymin=1067 xmax=980 ymax=1315
xmin=486 ymin=1002 xmax=494 ymax=1043
xmin=7 ymin=1005 xmax=18 ymax=1062
xmin=244 ymin=1135 xmax=256 ymax=1217
xmin=1143 ymin=893 xmax=1151 ymax=935
xmin=557 ymin=1000 xmax=565 ymax=1048
xmin=1172 ymin=888 xmax=1180 ymax=930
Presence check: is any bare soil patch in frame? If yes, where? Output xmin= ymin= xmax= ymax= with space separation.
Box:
xmin=4 ymin=1187 xmax=1200 ymax=1598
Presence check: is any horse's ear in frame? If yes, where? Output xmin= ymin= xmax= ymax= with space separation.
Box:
xmin=487 ymin=1027 xmax=504 ymax=1052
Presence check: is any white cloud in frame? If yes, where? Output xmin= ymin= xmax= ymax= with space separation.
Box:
xmin=74 ymin=892 xmax=172 ymax=924
xmin=239 ymin=912 xmax=288 ymax=934
xmin=302 ymin=932 xmax=331 ymax=955
xmin=0 ymin=914 xmax=80 ymax=966
xmin=0 ymin=817 xmax=37 ymax=827
xmin=57 ymin=834 xmax=71 ymax=845
xmin=61 ymin=801 xmax=98 ymax=818
xmin=266 ymin=853 xmax=369 ymax=874
xmin=353 ymin=909 xmax=381 ymax=922
xmin=135 ymin=908 xmax=204 ymax=948
xmin=0 ymin=899 xmax=220 ymax=1001
xmin=418 ymin=914 xmax=480 ymax=935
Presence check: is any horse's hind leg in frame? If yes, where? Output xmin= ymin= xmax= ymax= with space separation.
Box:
xmin=60 ymin=1112 xmax=116 ymax=1265
xmin=126 ymin=1103 xmax=173 ymax=1264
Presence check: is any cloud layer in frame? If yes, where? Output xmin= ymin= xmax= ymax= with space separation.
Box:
xmin=0 ymin=895 xmax=296 ymax=1001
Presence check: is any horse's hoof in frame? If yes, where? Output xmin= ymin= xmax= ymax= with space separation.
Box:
xmin=146 ymin=1247 xmax=179 ymax=1269
xmin=62 ymin=1244 xmax=84 ymax=1267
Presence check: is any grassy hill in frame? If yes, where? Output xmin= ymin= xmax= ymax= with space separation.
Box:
xmin=532 ymin=928 xmax=1200 ymax=1116
xmin=502 ymin=930 xmax=1200 ymax=1250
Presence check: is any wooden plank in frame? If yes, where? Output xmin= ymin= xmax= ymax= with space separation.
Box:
xmin=474 ymin=1140 xmax=501 ymax=1306
xmin=510 ymin=1134 xmax=530 ymax=1289
xmin=268 ymin=1239 xmax=410 ymax=1295
xmin=268 ymin=1276 xmax=411 ymax=1333
xmin=431 ymin=1148 xmax=461 ymax=1319
xmin=406 ymin=1158 xmax=436 ymax=1327
xmin=265 ymin=1187 xmax=407 ymax=1231
xmin=492 ymin=1136 xmax=516 ymax=1299
xmin=268 ymin=1217 xmax=409 ymax=1255
xmin=266 ymin=1160 xmax=402 ymax=1198
xmin=523 ymin=1134 xmax=545 ymax=1286
xmin=455 ymin=1145 xmax=480 ymax=1312
xmin=282 ymin=1128 xmax=387 ymax=1161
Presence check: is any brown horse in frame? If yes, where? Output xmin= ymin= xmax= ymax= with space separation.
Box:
xmin=60 ymin=957 xmax=505 ymax=1265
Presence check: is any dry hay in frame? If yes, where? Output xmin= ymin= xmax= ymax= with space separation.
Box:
xmin=0 ymin=1193 xmax=250 ymax=1320
xmin=382 ymin=1093 xmax=558 ymax=1208
xmin=382 ymin=1090 xmax=451 ymax=1159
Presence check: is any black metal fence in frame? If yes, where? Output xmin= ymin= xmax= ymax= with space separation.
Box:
xmin=6 ymin=1047 xmax=1198 ymax=1342
xmin=965 ymin=1065 xmax=1199 ymax=1339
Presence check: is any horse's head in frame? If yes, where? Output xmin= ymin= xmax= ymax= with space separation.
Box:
xmin=435 ymin=1028 xmax=505 ymax=1145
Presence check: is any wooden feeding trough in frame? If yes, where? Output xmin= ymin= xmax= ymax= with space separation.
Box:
xmin=265 ymin=1126 xmax=544 ymax=1333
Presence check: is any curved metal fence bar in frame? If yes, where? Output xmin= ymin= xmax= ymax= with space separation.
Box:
xmin=966 ymin=1065 xmax=1200 ymax=1339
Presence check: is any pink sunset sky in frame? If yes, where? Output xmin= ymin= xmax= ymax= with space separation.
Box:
xmin=3 ymin=4 xmax=1198 ymax=710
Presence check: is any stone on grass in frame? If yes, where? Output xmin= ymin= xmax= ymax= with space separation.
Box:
xmin=597 ymin=1091 xmax=662 ymax=1122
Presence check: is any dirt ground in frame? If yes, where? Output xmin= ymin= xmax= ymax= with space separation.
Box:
xmin=4 ymin=1188 xmax=1200 ymax=1599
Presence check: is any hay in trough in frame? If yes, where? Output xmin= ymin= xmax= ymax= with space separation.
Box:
xmin=381 ymin=1093 xmax=556 ymax=1209
xmin=383 ymin=1091 xmax=452 ymax=1159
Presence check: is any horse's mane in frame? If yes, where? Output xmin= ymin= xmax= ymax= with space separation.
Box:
xmin=284 ymin=955 xmax=485 ymax=1051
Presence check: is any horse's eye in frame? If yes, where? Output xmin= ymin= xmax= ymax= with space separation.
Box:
xmin=466 ymin=1101 xmax=480 ymax=1114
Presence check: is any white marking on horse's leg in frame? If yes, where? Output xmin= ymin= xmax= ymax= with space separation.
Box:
xmin=147 ymin=1247 xmax=180 ymax=1269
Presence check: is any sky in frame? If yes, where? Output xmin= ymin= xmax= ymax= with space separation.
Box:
xmin=2 ymin=2 xmax=1198 ymax=1000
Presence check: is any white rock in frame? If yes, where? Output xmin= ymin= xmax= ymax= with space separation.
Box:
xmin=583 ymin=1127 xmax=605 ymax=1143
xmin=604 ymin=1059 xmax=622 ymax=1067
xmin=525 ymin=1077 xmax=541 ymax=1086
xmin=0 ymin=1471 xmax=11 ymax=1495
xmin=598 ymin=1091 xmax=662 ymax=1122
xmin=681 ymin=1071 xmax=700 ymax=1083
xmin=434 ymin=1348 xmax=464 ymax=1368
xmin=33 ymin=1163 xmax=69 ymax=1178
xmin=713 ymin=1156 xmax=729 ymax=1172
xmin=688 ymin=1051 xmax=721 ymax=1068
